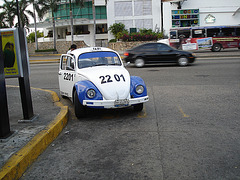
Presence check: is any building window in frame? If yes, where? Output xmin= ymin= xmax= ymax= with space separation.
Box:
xmin=96 ymin=24 xmax=107 ymax=34
xmin=96 ymin=6 xmax=107 ymax=19
xmin=172 ymin=9 xmax=199 ymax=27
xmin=75 ymin=25 xmax=89 ymax=35
xmin=115 ymin=1 xmax=133 ymax=17
xmin=135 ymin=19 xmax=153 ymax=29
xmin=116 ymin=20 xmax=133 ymax=30
xmin=134 ymin=0 xmax=152 ymax=16
xmin=49 ymin=1 xmax=107 ymax=21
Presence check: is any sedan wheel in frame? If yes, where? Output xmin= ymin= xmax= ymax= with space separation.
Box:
xmin=134 ymin=58 xmax=145 ymax=68
xmin=178 ymin=56 xmax=189 ymax=66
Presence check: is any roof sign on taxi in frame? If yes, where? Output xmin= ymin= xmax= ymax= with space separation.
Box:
xmin=92 ymin=47 xmax=102 ymax=51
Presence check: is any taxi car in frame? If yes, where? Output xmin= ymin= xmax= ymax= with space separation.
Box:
xmin=58 ymin=47 xmax=149 ymax=118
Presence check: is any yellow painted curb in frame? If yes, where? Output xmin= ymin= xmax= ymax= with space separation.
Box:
xmin=0 ymin=86 xmax=68 ymax=180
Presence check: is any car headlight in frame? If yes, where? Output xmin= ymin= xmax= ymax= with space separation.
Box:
xmin=136 ymin=85 xmax=144 ymax=94
xmin=87 ymin=89 xmax=96 ymax=98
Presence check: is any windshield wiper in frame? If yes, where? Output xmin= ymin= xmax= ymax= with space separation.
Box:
xmin=95 ymin=63 xmax=107 ymax=66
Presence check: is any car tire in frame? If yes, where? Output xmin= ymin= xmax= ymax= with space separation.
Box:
xmin=61 ymin=95 xmax=68 ymax=99
xmin=178 ymin=56 xmax=189 ymax=66
xmin=134 ymin=58 xmax=145 ymax=68
xmin=74 ymin=91 xmax=86 ymax=118
xmin=211 ymin=43 xmax=222 ymax=52
xmin=133 ymin=103 xmax=143 ymax=112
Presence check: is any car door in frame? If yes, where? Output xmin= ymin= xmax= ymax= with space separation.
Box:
xmin=157 ymin=43 xmax=178 ymax=62
xmin=141 ymin=43 xmax=158 ymax=63
xmin=58 ymin=54 xmax=76 ymax=98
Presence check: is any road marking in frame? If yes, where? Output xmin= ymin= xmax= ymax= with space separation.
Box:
xmin=178 ymin=106 xmax=189 ymax=118
xmin=138 ymin=106 xmax=147 ymax=118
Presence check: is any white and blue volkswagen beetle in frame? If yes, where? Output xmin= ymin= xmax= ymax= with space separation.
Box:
xmin=58 ymin=47 xmax=149 ymax=118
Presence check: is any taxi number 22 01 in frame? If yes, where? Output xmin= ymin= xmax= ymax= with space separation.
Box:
xmin=64 ymin=73 xmax=74 ymax=81
xmin=99 ymin=74 xmax=125 ymax=84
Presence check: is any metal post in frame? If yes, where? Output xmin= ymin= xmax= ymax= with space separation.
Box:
xmin=92 ymin=0 xmax=96 ymax=47
xmin=0 ymin=35 xmax=11 ymax=138
xmin=17 ymin=27 xmax=35 ymax=121
xmin=161 ymin=1 xmax=164 ymax=33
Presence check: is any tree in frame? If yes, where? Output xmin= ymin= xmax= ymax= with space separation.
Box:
xmin=41 ymin=0 xmax=61 ymax=50
xmin=28 ymin=0 xmax=46 ymax=50
xmin=0 ymin=12 xmax=9 ymax=28
xmin=27 ymin=31 xmax=43 ymax=43
xmin=0 ymin=0 xmax=16 ymax=27
xmin=16 ymin=0 xmax=33 ymax=28
xmin=108 ymin=23 xmax=127 ymax=40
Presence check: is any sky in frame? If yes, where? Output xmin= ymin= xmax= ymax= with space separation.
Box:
xmin=0 ymin=0 xmax=43 ymax=34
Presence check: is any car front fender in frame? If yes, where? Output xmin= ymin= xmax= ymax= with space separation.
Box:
xmin=130 ymin=76 xmax=147 ymax=98
xmin=74 ymin=80 xmax=103 ymax=104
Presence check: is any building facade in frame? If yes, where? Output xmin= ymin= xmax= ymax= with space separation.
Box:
xmin=35 ymin=0 xmax=108 ymax=47
xmin=107 ymin=0 xmax=162 ymax=40
xmin=31 ymin=0 xmax=240 ymax=46
xmin=162 ymin=0 xmax=240 ymax=36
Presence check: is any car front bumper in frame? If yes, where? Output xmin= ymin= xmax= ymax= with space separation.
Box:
xmin=82 ymin=96 xmax=149 ymax=108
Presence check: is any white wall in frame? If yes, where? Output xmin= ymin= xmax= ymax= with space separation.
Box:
xmin=107 ymin=0 xmax=161 ymax=40
xmin=163 ymin=0 xmax=240 ymax=36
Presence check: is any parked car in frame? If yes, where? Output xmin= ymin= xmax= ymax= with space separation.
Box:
xmin=58 ymin=47 xmax=149 ymax=118
xmin=124 ymin=42 xmax=196 ymax=67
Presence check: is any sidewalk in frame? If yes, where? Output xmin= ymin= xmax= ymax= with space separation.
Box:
xmin=0 ymin=86 xmax=68 ymax=179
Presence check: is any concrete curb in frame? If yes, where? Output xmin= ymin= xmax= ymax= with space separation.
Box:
xmin=0 ymin=88 xmax=68 ymax=180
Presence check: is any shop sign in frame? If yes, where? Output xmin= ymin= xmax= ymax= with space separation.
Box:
xmin=0 ymin=28 xmax=24 ymax=78
xmin=205 ymin=14 xmax=216 ymax=24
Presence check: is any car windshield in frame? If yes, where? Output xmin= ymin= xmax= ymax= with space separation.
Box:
xmin=78 ymin=51 xmax=122 ymax=69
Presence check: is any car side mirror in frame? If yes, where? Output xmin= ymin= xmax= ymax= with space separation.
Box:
xmin=124 ymin=62 xmax=130 ymax=67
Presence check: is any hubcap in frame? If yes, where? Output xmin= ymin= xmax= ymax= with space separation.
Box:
xmin=179 ymin=57 xmax=188 ymax=66
xmin=135 ymin=59 xmax=144 ymax=67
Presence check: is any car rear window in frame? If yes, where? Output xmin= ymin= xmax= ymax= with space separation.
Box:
xmin=78 ymin=51 xmax=122 ymax=69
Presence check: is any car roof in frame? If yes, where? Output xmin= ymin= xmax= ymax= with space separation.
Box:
xmin=69 ymin=47 xmax=119 ymax=56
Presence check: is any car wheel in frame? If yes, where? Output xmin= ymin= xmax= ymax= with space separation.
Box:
xmin=178 ymin=56 xmax=189 ymax=66
xmin=74 ymin=90 xmax=86 ymax=118
xmin=134 ymin=58 xmax=145 ymax=68
xmin=133 ymin=103 xmax=143 ymax=112
xmin=61 ymin=95 xmax=68 ymax=99
xmin=211 ymin=43 xmax=221 ymax=52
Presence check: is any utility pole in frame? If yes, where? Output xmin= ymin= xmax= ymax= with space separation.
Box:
xmin=92 ymin=0 xmax=96 ymax=46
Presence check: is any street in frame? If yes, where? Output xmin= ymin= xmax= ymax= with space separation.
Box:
xmin=6 ymin=57 xmax=240 ymax=179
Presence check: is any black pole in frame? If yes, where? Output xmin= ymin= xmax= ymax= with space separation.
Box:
xmin=0 ymin=35 xmax=11 ymax=138
xmin=16 ymin=0 xmax=21 ymax=28
xmin=18 ymin=27 xmax=34 ymax=120
xmin=161 ymin=1 xmax=163 ymax=33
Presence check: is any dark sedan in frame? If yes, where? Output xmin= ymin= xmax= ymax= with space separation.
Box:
xmin=124 ymin=42 xmax=196 ymax=67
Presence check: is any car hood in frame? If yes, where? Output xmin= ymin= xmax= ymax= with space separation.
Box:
xmin=78 ymin=66 xmax=131 ymax=100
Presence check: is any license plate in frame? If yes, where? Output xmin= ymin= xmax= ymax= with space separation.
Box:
xmin=114 ymin=99 xmax=129 ymax=107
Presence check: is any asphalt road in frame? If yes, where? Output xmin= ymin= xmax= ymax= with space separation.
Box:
xmin=9 ymin=57 xmax=240 ymax=179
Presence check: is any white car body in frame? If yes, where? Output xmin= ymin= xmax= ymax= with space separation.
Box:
xmin=58 ymin=47 xmax=149 ymax=117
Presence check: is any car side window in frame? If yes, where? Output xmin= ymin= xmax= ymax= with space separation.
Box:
xmin=60 ymin=55 xmax=75 ymax=70
xmin=157 ymin=44 xmax=172 ymax=51
xmin=143 ymin=44 xmax=157 ymax=51
xmin=66 ymin=57 xmax=75 ymax=70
